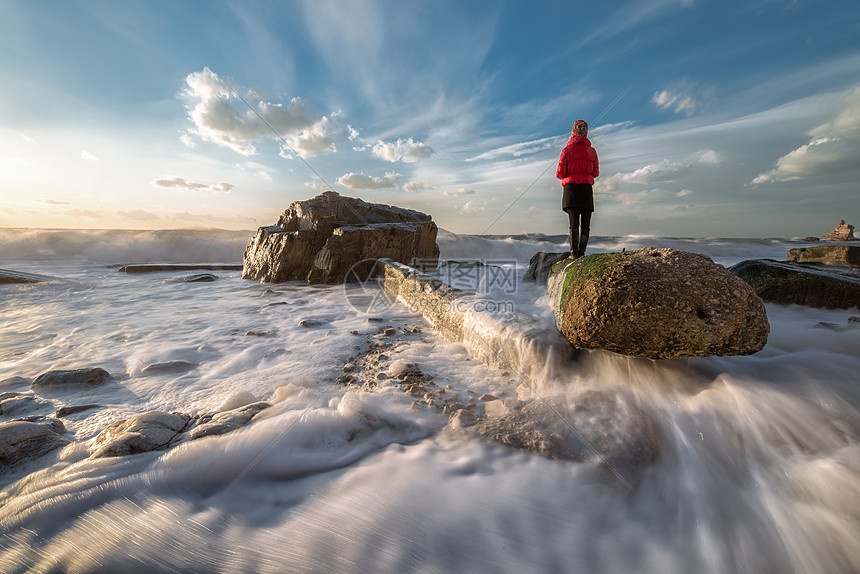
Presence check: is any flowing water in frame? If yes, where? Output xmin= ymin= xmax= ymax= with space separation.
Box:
xmin=0 ymin=229 xmax=858 ymax=573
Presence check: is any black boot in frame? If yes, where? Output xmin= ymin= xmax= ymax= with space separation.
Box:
xmin=569 ymin=229 xmax=579 ymax=258
xmin=577 ymin=230 xmax=590 ymax=258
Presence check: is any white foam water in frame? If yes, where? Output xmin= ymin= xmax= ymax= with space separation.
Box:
xmin=1 ymin=229 xmax=858 ymax=573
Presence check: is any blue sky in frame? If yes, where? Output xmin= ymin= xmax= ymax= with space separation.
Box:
xmin=1 ymin=0 xmax=858 ymax=237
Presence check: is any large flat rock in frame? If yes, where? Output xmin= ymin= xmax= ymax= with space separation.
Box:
xmin=730 ymin=258 xmax=860 ymax=309
xmin=787 ymin=245 xmax=860 ymax=266
xmin=243 ymin=191 xmax=439 ymax=284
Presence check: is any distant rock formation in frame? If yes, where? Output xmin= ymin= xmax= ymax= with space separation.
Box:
xmin=243 ymin=191 xmax=440 ymax=284
xmin=548 ymin=248 xmax=770 ymax=359
xmin=730 ymin=259 xmax=860 ymax=309
xmin=822 ymin=219 xmax=856 ymax=241
xmin=787 ymin=245 xmax=860 ymax=266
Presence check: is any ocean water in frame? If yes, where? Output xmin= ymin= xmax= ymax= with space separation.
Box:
xmin=1 ymin=228 xmax=858 ymax=573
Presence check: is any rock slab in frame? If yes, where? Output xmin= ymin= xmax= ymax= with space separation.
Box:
xmin=730 ymin=259 xmax=860 ymax=309
xmin=243 ymin=191 xmax=440 ymax=284
xmin=787 ymin=245 xmax=860 ymax=266
xmin=548 ymin=248 xmax=770 ymax=359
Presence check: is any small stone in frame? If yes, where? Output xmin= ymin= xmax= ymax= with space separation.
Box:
xmin=342 ymin=363 xmax=356 ymax=373
xmin=383 ymin=328 xmax=396 ymax=336
xmin=479 ymin=394 xmax=498 ymax=402
xmin=56 ymin=404 xmax=101 ymax=417
xmin=449 ymin=409 xmax=477 ymax=429
xmin=32 ymin=368 xmax=111 ymax=389
xmin=298 ymin=319 xmax=323 ymax=328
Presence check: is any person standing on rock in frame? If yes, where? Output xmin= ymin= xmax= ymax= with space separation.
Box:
xmin=556 ymin=120 xmax=599 ymax=258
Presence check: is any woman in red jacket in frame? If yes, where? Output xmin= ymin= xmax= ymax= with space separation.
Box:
xmin=556 ymin=120 xmax=599 ymax=258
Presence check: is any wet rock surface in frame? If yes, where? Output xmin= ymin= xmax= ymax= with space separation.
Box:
xmin=549 ymin=248 xmax=770 ymax=359
xmin=90 ymin=411 xmax=191 ymax=458
xmin=243 ymin=191 xmax=440 ymax=284
xmin=0 ymin=420 xmax=69 ymax=468
xmin=731 ymin=259 xmax=860 ymax=309
xmin=32 ymin=367 xmax=111 ymax=389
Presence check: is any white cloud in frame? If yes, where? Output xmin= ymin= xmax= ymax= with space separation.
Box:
xmin=371 ymin=138 xmax=434 ymax=162
xmin=652 ymin=89 xmax=699 ymax=116
xmin=337 ymin=171 xmax=401 ymax=190
xmin=460 ymin=200 xmax=486 ymax=214
xmin=183 ymin=67 xmax=338 ymax=157
xmin=81 ymin=150 xmax=98 ymax=161
xmin=403 ymin=181 xmax=432 ymax=193
xmin=346 ymin=124 xmax=360 ymax=140
xmin=38 ymin=199 xmax=70 ymax=206
xmin=752 ymin=85 xmax=860 ymax=185
xmin=179 ymin=133 xmax=197 ymax=148
xmin=151 ymin=177 xmax=235 ymax=193
xmin=443 ymin=187 xmax=476 ymax=197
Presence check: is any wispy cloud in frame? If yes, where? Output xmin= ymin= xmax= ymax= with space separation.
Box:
xmin=80 ymin=150 xmax=98 ymax=161
xmin=652 ymin=89 xmax=699 ymax=116
xmin=151 ymin=176 xmax=234 ymax=193
xmin=443 ymin=187 xmax=476 ymax=197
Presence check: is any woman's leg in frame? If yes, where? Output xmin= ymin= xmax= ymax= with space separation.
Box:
xmin=578 ymin=210 xmax=592 ymax=257
xmin=567 ymin=209 xmax=580 ymax=256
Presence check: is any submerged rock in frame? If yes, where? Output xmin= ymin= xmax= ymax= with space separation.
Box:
xmin=548 ymin=248 xmax=769 ymax=359
xmin=822 ymin=219 xmax=856 ymax=241
xmin=787 ymin=245 xmax=860 ymax=266
xmin=117 ymin=264 xmax=243 ymax=273
xmin=472 ymin=390 xmax=658 ymax=488
xmin=524 ymin=251 xmax=571 ymax=284
xmin=0 ymin=392 xmax=52 ymax=416
xmin=32 ymin=367 xmax=111 ymax=389
xmin=0 ymin=420 xmax=69 ymax=467
xmin=730 ymin=259 xmax=860 ymax=309
xmin=184 ymin=402 xmax=270 ymax=441
xmin=140 ymin=361 xmax=198 ymax=375
xmin=242 ymin=191 xmax=440 ymax=284
xmin=90 ymin=411 xmax=190 ymax=458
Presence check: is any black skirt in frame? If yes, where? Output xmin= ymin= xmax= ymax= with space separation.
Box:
xmin=562 ymin=183 xmax=594 ymax=212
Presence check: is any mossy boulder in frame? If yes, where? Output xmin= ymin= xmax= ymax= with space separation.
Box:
xmin=547 ymin=248 xmax=769 ymax=359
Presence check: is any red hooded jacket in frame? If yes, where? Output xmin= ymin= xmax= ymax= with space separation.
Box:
xmin=556 ymin=135 xmax=599 ymax=186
